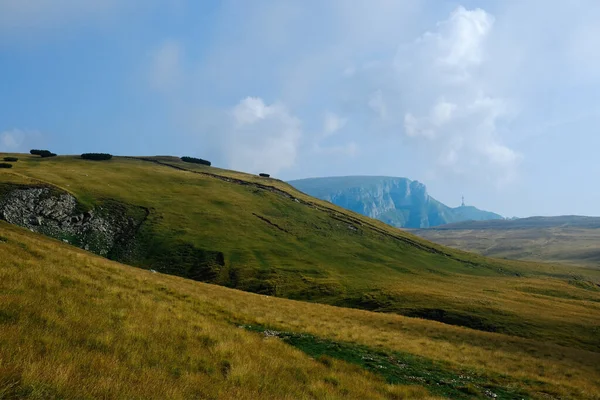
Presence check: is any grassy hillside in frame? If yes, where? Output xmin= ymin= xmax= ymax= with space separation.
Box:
xmin=1 ymin=222 xmax=599 ymax=399
xmin=1 ymin=154 xmax=599 ymax=354
xmin=412 ymin=216 xmax=600 ymax=267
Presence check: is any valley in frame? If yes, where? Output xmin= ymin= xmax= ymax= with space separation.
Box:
xmin=412 ymin=216 xmax=600 ymax=268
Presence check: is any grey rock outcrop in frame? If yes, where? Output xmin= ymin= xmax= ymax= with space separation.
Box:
xmin=0 ymin=183 xmax=228 ymax=284
xmin=0 ymin=185 xmax=147 ymax=257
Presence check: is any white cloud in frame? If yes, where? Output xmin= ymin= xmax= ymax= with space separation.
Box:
xmin=0 ymin=131 xmax=22 ymax=150
xmin=323 ymin=112 xmax=347 ymax=136
xmin=431 ymin=6 xmax=494 ymax=72
xmin=227 ymin=97 xmax=302 ymax=174
xmin=149 ymin=40 xmax=183 ymax=93
xmin=233 ymin=97 xmax=275 ymax=126
xmin=395 ymin=6 xmax=494 ymax=88
xmin=404 ymin=113 xmax=433 ymax=139
xmin=0 ymin=129 xmax=42 ymax=153
xmin=393 ymin=7 xmax=518 ymax=184
xmin=334 ymin=6 xmax=519 ymax=185
xmin=146 ymin=0 xmax=422 ymax=177
xmin=404 ymin=93 xmax=520 ymax=185
xmin=431 ymin=100 xmax=457 ymax=126
xmin=368 ymin=90 xmax=387 ymax=119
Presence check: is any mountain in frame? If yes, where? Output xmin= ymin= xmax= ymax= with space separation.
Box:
xmin=1 ymin=153 xmax=600 ymax=397
xmin=412 ymin=215 xmax=600 ymax=267
xmin=416 ymin=215 xmax=600 ymax=230
xmin=288 ymin=176 xmax=502 ymax=228
xmin=0 ymin=154 xmax=598 ymax=348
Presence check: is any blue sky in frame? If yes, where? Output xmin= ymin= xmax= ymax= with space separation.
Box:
xmin=1 ymin=0 xmax=600 ymax=218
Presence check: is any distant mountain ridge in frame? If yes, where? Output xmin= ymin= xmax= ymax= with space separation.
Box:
xmin=289 ymin=176 xmax=502 ymax=228
xmin=411 ymin=215 xmax=600 ymax=266
xmin=421 ymin=215 xmax=600 ymax=230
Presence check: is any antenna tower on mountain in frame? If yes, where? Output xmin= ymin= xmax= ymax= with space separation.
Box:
xmin=461 ymin=195 xmax=465 ymax=207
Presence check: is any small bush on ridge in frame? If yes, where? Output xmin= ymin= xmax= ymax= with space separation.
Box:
xmin=81 ymin=153 xmax=113 ymax=161
xmin=181 ymin=156 xmax=211 ymax=166
xmin=30 ymin=149 xmax=56 ymax=158
xmin=259 ymin=173 xmax=270 ymax=178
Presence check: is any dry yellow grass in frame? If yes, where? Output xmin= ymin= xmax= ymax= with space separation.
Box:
xmin=1 ymin=222 xmax=599 ymax=399
xmin=0 ymin=222 xmax=439 ymax=399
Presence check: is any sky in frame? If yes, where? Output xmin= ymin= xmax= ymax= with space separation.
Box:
xmin=1 ymin=0 xmax=600 ymax=218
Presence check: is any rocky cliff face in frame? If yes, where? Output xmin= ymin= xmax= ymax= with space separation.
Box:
xmin=0 ymin=185 xmax=147 ymax=258
xmin=0 ymin=183 xmax=225 ymax=283
xmin=289 ymin=176 xmax=502 ymax=228
xmin=323 ymin=179 xmax=431 ymax=227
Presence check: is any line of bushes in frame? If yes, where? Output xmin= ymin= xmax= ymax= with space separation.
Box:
xmin=0 ymin=163 xmax=13 ymax=169
xmin=3 ymin=157 xmax=18 ymax=162
xmin=81 ymin=153 xmax=113 ymax=161
xmin=181 ymin=156 xmax=211 ymax=166
xmin=30 ymin=149 xmax=57 ymax=158
xmin=259 ymin=173 xmax=270 ymax=178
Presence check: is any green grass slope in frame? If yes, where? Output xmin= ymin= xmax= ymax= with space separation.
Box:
xmin=1 ymin=154 xmax=599 ymax=353
xmin=1 ymin=222 xmax=599 ymax=399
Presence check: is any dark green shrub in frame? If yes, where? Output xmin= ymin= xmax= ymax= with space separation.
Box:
xmin=81 ymin=153 xmax=113 ymax=161
xmin=0 ymin=163 xmax=13 ymax=169
xmin=3 ymin=157 xmax=18 ymax=162
xmin=30 ymin=149 xmax=56 ymax=158
xmin=259 ymin=173 xmax=270 ymax=178
xmin=181 ymin=156 xmax=211 ymax=166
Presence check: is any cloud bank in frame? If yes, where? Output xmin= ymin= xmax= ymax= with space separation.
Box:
xmin=150 ymin=4 xmax=521 ymax=185
xmin=228 ymin=97 xmax=302 ymax=174
xmin=5 ymin=0 xmax=600 ymax=215
xmin=398 ymin=7 xmax=520 ymax=184
xmin=137 ymin=1 xmax=600 ymax=215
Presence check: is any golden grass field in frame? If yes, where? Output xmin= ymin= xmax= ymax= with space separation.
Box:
xmin=1 ymin=222 xmax=599 ymax=399
xmin=0 ymin=223 xmax=438 ymax=400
